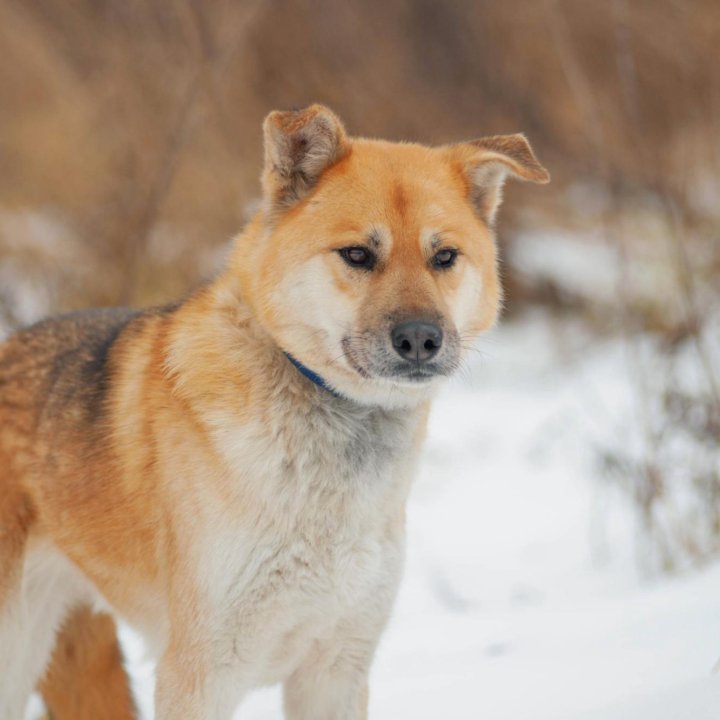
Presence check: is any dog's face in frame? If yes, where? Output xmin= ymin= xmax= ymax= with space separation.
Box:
xmin=237 ymin=105 xmax=548 ymax=406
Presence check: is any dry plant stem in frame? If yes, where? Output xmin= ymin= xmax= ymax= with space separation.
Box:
xmin=607 ymin=199 xmax=675 ymax=570
xmin=117 ymin=0 xmax=266 ymax=306
xmin=660 ymin=193 xmax=720 ymax=411
xmin=547 ymin=0 xmax=677 ymax=570
xmin=610 ymin=0 xmax=720 ymax=413
xmin=544 ymin=0 xmax=607 ymax=173
xmin=611 ymin=1 xmax=720 ymax=560
xmin=118 ymin=72 xmax=202 ymax=306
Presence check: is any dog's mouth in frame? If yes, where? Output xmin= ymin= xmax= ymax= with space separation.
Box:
xmin=340 ymin=335 xmax=456 ymax=384
xmin=386 ymin=362 xmax=447 ymax=383
xmin=341 ymin=339 xmax=373 ymax=379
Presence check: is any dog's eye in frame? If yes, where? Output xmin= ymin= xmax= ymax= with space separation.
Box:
xmin=431 ymin=248 xmax=458 ymax=269
xmin=339 ymin=246 xmax=376 ymax=270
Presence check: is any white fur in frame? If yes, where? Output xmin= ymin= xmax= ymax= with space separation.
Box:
xmin=268 ymin=255 xmax=443 ymax=408
xmin=273 ymin=254 xmax=357 ymax=375
xmin=149 ymin=379 xmax=421 ymax=719
xmin=451 ymin=264 xmax=484 ymax=330
xmin=0 ymin=543 xmax=96 ymax=719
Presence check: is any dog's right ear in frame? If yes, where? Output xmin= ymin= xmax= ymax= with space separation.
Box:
xmin=262 ymin=104 xmax=350 ymax=212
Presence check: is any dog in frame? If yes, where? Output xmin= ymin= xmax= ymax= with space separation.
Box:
xmin=0 ymin=104 xmax=548 ymax=719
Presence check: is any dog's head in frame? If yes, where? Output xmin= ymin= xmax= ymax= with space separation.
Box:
xmin=236 ymin=105 xmax=549 ymax=406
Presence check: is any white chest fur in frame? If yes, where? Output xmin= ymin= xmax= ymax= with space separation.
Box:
xmin=193 ymin=395 xmax=420 ymax=687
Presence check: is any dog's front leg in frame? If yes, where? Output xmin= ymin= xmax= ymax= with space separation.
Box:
xmin=282 ymin=634 xmax=380 ymax=720
xmin=155 ymin=645 xmax=245 ymax=720
xmin=284 ymin=667 xmax=370 ymax=720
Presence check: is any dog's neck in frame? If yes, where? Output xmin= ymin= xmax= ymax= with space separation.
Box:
xmin=163 ymin=275 xmax=435 ymax=422
xmin=283 ymin=352 xmax=341 ymax=398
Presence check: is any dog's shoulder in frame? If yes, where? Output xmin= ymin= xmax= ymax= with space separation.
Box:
xmin=0 ymin=304 xmax=178 ymax=432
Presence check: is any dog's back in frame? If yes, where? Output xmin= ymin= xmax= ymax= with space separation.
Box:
xmin=1 ymin=309 xmax=136 ymax=592
xmin=0 ymin=308 xmax=143 ymax=558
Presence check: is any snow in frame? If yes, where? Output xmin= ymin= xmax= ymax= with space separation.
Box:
xmin=509 ymin=228 xmax=620 ymax=305
xmin=113 ymin=313 xmax=720 ymax=719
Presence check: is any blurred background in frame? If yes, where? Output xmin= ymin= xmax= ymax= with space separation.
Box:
xmin=3 ymin=1 xmax=719 ymax=718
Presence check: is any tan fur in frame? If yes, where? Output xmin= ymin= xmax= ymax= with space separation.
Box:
xmin=0 ymin=105 xmax=547 ymax=719
xmin=39 ymin=606 xmax=136 ymax=720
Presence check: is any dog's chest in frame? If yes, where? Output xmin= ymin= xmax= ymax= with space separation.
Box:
xmin=212 ymin=399 xmax=414 ymax=581
xmin=214 ymin=397 xmax=416 ymax=505
xmin=201 ymin=401 xmax=416 ymax=676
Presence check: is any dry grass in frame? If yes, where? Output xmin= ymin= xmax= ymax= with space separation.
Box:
xmin=1 ymin=0 xmax=719 ymax=567
xmin=1 ymin=0 xmax=719 ymax=310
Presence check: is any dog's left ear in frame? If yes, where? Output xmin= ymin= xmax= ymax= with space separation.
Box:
xmin=262 ymin=104 xmax=350 ymax=212
xmin=449 ymin=134 xmax=550 ymax=225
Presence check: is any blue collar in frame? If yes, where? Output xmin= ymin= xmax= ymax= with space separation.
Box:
xmin=284 ymin=353 xmax=341 ymax=398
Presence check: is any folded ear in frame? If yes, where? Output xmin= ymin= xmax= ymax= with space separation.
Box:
xmin=262 ymin=104 xmax=351 ymax=212
xmin=450 ymin=134 xmax=550 ymax=225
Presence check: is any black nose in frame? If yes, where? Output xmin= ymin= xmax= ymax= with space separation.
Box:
xmin=391 ymin=321 xmax=443 ymax=362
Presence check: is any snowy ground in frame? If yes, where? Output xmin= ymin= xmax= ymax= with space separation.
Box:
xmin=110 ymin=314 xmax=720 ymax=720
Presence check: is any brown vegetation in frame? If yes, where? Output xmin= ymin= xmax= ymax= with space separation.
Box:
xmin=0 ymin=0 xmax=719 ymax=568
xmin=1 ymin=0 xmax=718 ymax=310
